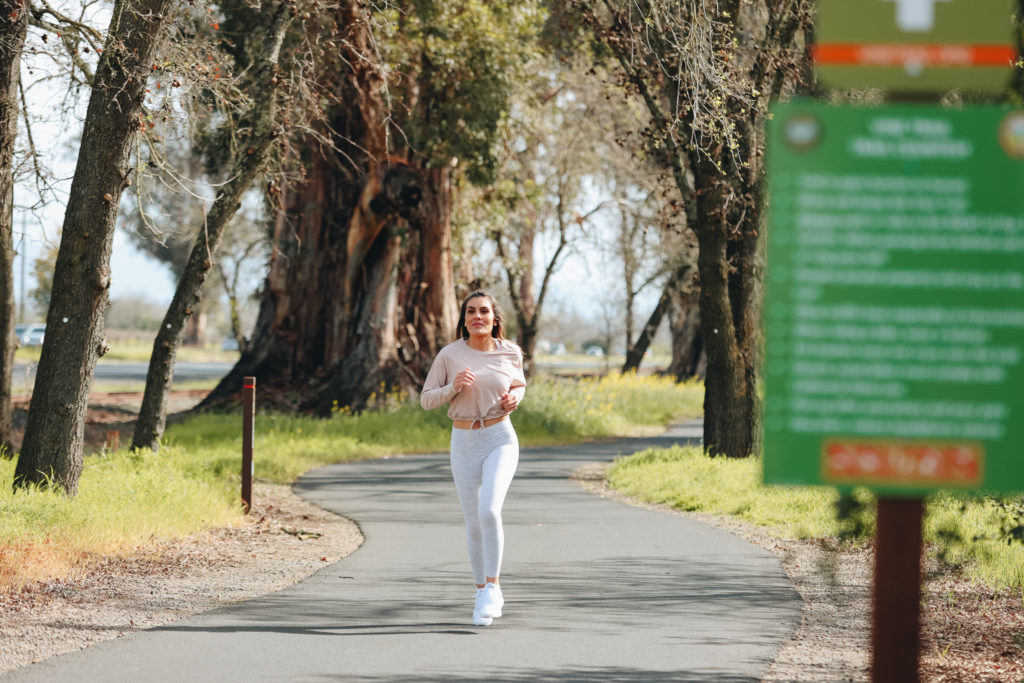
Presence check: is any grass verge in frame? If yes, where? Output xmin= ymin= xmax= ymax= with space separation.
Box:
xmin=15 ymin=341 xmax=240 ymax=364
xmin=606 ymin=445 xmax=1024 ymax=589
xmin=0 ymin=450 xmax=239 ymax=590
xmin=0 ymin=373 xmax=702 ymax=589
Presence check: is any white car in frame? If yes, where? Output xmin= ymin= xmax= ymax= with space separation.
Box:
xmin=14 ymin=323 xmax=45 ymax=347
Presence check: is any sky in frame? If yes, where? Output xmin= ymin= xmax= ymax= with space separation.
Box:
xmin=13 ymin=219 xmax=177 ymax=318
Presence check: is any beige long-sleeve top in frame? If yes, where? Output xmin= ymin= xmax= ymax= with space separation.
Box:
xmin=420 ymin=338 xmax=527 ymax=423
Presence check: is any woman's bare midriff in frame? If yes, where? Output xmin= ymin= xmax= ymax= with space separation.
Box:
xmin=452 ymin=415 xmax=508 ymax=430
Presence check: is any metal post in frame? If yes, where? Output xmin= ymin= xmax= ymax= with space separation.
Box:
xmin=871 ymin=496 xmax=924 ymax=683
xmin=17 ymin=218 xmax=24 ymax=323
xmin=241 ymin=376 xmax=255 ymax=513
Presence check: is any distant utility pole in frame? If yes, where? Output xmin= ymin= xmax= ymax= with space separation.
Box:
xmin=17 ymin=213 xmax=24 ymax=322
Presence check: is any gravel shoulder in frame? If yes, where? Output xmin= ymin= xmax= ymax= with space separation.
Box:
xmin=0 ymin=482 xmax=363 ymax=677
xmin=571 ymin=461 xmax=1024 ymax=683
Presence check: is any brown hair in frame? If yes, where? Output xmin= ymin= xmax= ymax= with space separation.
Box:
xmin=455 ymin=289 xmax=506 ymax=341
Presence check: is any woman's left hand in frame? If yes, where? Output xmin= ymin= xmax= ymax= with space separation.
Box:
xmin=500 ymin=393 xmax=519 ymax=413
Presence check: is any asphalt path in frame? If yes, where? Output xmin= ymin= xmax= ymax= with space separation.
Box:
xmin=3 ymin=421 xmax=801 ymax=682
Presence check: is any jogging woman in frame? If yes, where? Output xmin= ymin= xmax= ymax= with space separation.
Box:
xmin=420 ymin=289 xmax=526 ymax=627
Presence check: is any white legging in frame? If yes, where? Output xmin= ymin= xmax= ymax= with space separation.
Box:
xmin=449 ymin=419 xmax=519 ymax=586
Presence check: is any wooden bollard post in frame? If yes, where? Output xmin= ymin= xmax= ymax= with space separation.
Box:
xmin=242 ymin=376 xmax=255 ymax=513
xmin=871 ymin=497 xmax=924 ymax=683
xmin=104 ymin=430 xmax=120 ymax=452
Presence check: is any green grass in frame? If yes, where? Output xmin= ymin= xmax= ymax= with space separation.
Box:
xmin=534 ymin=351 xmax=672 ymax=368
xmin=607 ymin=445 xmax=1024 ymax=590
xmin=925 ymin=493 xmax=1024 ymax=589
xmin=161 ymin=373 xmax=704 ymax=483
xmin=0 ymin=373 xmax=702 ymax=588
xmin=607 ymin=445 xmax=871 ymax=538
xmin=513 ymin=373 xmax=703 ymax=444
xmin=162 ymin=405 xmax=453 ymax=484
xmin=0 ymin=449 xmax=239 ymax=587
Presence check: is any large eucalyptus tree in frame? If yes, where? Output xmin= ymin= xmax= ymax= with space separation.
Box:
xmin=200 ymin=0 xmax=545 ymax=414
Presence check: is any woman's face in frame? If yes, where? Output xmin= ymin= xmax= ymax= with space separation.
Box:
xmin=464 ymin=296 xmax=495 ymax=338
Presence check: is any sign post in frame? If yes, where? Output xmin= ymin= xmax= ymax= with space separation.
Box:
xmin=769 ymin=4 xmax=1020 ymax=680
xmin=764 ymin=102 xmax=1024 ymax=681
xmin=873 ymin=498 xmax=924 ymax=683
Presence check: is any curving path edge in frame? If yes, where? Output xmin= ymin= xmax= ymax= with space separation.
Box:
xmin=3 ymin=420 xmax=800 ymax=682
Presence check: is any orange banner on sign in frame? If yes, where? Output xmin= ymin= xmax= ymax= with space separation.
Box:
xmin=814 ymin=43 xmax=1016 ymax=68
xmin=823 ymin=440 xmax=983 ymax=487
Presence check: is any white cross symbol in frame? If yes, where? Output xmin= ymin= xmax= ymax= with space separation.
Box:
xmin=885 ymin=0 xmax=952 ymax=32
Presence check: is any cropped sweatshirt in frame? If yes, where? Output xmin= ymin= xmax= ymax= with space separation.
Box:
xmin=420 ymin=338 xmax=527 ymax=424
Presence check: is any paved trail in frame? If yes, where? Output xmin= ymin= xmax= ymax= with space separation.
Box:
xmin=4 ymin=422 xmax=800 ymax=682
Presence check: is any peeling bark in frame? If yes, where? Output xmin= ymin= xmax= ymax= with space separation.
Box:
xmin=199 ymin=1 xmax=455 ymax=415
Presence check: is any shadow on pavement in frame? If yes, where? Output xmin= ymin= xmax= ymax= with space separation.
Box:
xmin=295 ymin=666 xmax=757 ymax=682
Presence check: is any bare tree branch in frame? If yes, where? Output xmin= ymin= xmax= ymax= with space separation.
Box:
xmin=17 ymin=78 xmax=50 ymax=204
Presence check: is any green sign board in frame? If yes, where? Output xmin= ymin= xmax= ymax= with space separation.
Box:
xmin=764 ymin=101 xmax=1024 ymax=494
xmin=815 ymin=0 xmax=1016 ymax=92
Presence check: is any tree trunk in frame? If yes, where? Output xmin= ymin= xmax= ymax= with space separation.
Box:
xmin=499 ymin=217 xmax=568 ymax=381
xmin=130 ymin=5 xmax=290 ymax=452
xmin=622 ymin=272 xmax=676 ymax=374
xmin=396 ymin=164 xmax=457 ymax=377
xmin=199 ymin=1 xmax=455 ymax=415
xmin=692 ymin=157 xmax=761 ymax=458
xmin=518 ymin=317 xmax=539 ymax=379
xmin=0 ymin=0 xmax=27 ymax=456
xmin=514 ymin=226 xmax=539 ymax=376
xmin=221 ymin=269 xmax=248 ymax=353
xmin=200 ymin=157 xmax=449 ymax=414
xmin=14 ymin=0 xmax=173 ymax=494
xmin=181 ymin=307 xmax=207 ymax=346
xmin=666 ymin=284 xmax=704 ymax=380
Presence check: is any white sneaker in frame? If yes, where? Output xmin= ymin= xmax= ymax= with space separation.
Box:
xmin=478 ymin=582 xmax=503 ymax=619
xmin=473 ymin=588 xmax=493 ymax=626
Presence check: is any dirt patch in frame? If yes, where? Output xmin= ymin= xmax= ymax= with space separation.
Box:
xmin=9 ymin=389 xmax=209 ymax=453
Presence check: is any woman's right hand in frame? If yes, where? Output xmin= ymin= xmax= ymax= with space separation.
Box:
xmin=453 ymin=367 xmax=475 ymax=392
